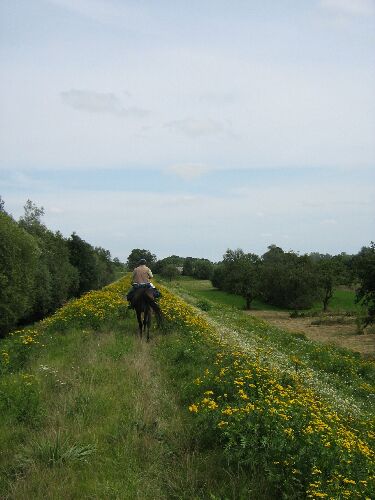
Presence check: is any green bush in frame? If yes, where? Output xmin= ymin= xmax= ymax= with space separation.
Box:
xmin=196 ymin=299 xmax=212 ymax=311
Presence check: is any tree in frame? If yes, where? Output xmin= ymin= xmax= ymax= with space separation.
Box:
xmin=192 ymin=259 xmax=214 ymax=280
xmin=220 ymin=249 xmax=261 ymax=309
xmin=0 ymin=212 xmax=38 ymax=335
xmin=211 ymin=263 xmax=226 ymax=289
xmin=68 ymin=233 xmax=99 ymax=295
xmin=161 ymin=264 xmax=179 ymax=281
xmin=260 ymin=246 xmax=318 ymax=309
xmin=0 ymin=195 xmax=5 ymax=213
xmin=19 ymin=199 xmax=45 ymax=229
xmin=127 ymin=249 xmax=157 ymax=271
xmin=316 ymin=256 xmax=348 ymax=311
xmin=154 ymin=255 xmax=184 ymax=274
xmin=18 ymin=201 xmax=79 ymax=319
xmin=182 ymin=257 xmax=194 ymax=276
xmin=354 ymin=242 xmax=375 ymax=326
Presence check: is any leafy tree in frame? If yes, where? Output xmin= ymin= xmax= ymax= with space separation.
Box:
xmin=260 ymin=246 xmax=318 ymax=309
xmin=127 ymin=249 xmax=157 ymax=271
xmin=211 ymin=263 xmax=226 ymax=289
xmin=18 ymin=201 xmax=79 ymax=319
xmin=316 ymin=256 xmax=348 ymax=311
xmin=154 ymin=255 xmax=184 ymax=274
xmin=47 ymin=231 xmax=79 ymax=308
xmin=182 ymin=257 xmax=194 ymax=276
xmin=93 ymin=247 xmax=116 ymax=288
xmin=161 ymin=264 xmax=179 ymax=281
xmin=68 ymin=233 xmax=99 ymax=295
xmin=220 ymin=249 xmax=261 ymax=309
xmin=354 ymin=242 xmax=375 ymax=326
xmin=0 ymin=195 xmax=5 ymax=213
xmin=19 ymin=199 xmax=45 ymax=229
xmin=0 ymin=212 xmax=38 ymax=335
xmin=192 ymin=259 xmax=214 ymax=280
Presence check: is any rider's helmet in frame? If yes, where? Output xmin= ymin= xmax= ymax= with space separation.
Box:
xmin=138 ymin=258 xmax=147 ymax=265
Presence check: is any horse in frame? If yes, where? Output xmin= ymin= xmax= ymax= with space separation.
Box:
xmin=131 ymin=287 xmax=163 ymax=341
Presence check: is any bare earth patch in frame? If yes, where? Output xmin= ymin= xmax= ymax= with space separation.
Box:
xmin=245 ymin=310 xmax=375 ymax=359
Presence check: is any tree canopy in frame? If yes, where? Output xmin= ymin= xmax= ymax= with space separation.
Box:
xmin=127 ymin=249 xmax=157 ymax=271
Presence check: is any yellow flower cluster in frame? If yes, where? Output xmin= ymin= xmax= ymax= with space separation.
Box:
xmin=1 ymin=276 xmax=133 ymax=369
xmin=41 ymin=286 xmax=129 ymax=331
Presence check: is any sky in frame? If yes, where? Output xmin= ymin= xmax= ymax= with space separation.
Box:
xmin=0 ymin=0 xmax=374 ymax=262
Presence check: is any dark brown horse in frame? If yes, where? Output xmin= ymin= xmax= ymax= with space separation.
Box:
xmin=131 ymin=287 xmax=163 ymax=341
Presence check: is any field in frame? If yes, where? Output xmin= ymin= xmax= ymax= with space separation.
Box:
xmin=170 ymin=277 xmax=375 ymax=359
xmin=0 ymin=275 xmax=374 ymax=499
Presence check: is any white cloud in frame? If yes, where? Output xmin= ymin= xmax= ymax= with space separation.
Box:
xmin=319 ymin=0 xmax=375 ymax=16
xmin=164 ymin=118 xmax=226 ymax=139
xmin=60 ymin=89 xmax=149 ymax=118
xmin=164 ymin=163 xmax=212 ymax=181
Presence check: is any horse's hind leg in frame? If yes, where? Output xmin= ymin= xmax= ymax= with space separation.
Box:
xmin=136 ymin=311 xmax=143 ymax=339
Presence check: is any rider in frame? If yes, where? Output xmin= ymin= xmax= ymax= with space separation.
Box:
xmin=127 ymin=259 xmax=160 ymax=306
xmin=132 ymin=258 xmax=154 ymax=287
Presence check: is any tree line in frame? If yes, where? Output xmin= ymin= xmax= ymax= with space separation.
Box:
xmin=213 ymin=245 xmax=375 ymax=325
xmin=0 ymin=198 xmax=124 ymax=337
xmin=130 ymin=243 xmax=375 ymax=326
xmin=126 ymin=249 xmax=214 ymax=281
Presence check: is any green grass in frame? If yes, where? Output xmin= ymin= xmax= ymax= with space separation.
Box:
xmin=169 ymin=276 xmax=361 ymax=314
xmin=1 ymin=276 xmax=374 ymax=499
xmin=0 ymin=308 xmax=272 ymax=499
xmin=170 ymin=276 xmax=282 ymax=311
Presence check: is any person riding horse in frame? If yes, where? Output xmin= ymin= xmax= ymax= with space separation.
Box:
xmin=126 ymin=259 xmax=160 ymax=306
xmin=126 ymin=259 xmax=162 ymax=341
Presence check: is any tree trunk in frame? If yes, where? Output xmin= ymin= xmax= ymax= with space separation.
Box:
xmin=323 ymin=286 xmax=333 ymax=312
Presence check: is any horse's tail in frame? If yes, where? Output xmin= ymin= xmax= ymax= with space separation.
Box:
xmin=144 ymin=293 xmax=163 ymax=327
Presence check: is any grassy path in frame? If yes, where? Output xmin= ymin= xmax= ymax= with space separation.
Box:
xmin=1 ymin=315 xmax=267 ymax=499
xmin=2 ymin=324 xmax=181 ymax=498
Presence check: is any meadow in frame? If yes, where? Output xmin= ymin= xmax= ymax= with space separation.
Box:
xmin=168 ymin=277 xmax=375 ymax=358
xmin=0 ymin=275 xmax=374 ymax=499
xmin=173 ymin=276 xmax=360 ymax=313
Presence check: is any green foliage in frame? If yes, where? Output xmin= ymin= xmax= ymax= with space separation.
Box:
xmin=19 ymin=433 xmax=96 ymax=467
xmin=221 ymin=249 xmax=261 ymax=309
xmin=0 ymin=212 xmax=38 ymax=335
xmin=0 ymin=200 xmax=118 ymax=335
xmin=0 ymin=195 xmax=5 ymax=213
xmin=126 ymin=248 xmax=157 ymax=270
xmin=182 ymin=256 xmax=194 ymax=275
xmin=154 ymin=255 xmax=184 ymax=273
xmin=181 ymin=256 xmax=214 ymax=279
xmin=0 ymin=373 xmax=43 ymax=426
xmin=260 ymin=245 xmax=319 ymax=309
xmin=354 ymin=242 xmax=375 ymax=325
xmin=196 ymin=299 xmax=212 ymax=311
xmin=160 ymin=263 xmax=180 ymax=281
xmin=192 ymin=259 xmax=214 ymax=279
xmin=315 ymin=256 xmax=351 ymax=311
xmin=67 ymin=233 xmax=99 ymax=295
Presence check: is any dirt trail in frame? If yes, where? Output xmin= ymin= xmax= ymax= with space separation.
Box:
xmin=245 ymin=310 xmax=375 ymax=359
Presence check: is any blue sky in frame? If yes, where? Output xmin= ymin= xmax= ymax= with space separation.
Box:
xmin=0 ymin=0 xmax=374 ymax=261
